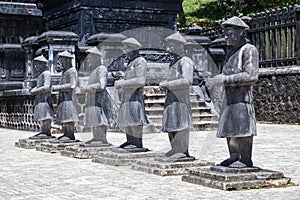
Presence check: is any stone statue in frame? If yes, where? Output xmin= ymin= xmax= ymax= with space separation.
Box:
xmin=29 ymin=55 xmax=55 ymax=139
xmin=157 ymin=32 xmax=194 ymax=161
xmin=210 ymin=16 xmax=259 ymax=168
xmin=80 ymin=47 xmax=111 ymax=147
xmin=51 ymin=51 xmax=79 ymax=143
xmin=114 ymin=38 xmax=148 ymax=151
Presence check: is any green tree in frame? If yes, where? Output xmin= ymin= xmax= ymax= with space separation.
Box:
xmin=182 ymin=0 xmax=300 ymax=27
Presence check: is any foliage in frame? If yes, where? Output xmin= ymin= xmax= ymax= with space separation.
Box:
xmin=182 ymin=0 xmax=300 ymax=27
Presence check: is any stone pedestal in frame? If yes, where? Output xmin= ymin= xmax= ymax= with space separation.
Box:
xmin=182 ymin=166 xmax=291 ymax=190
xmin=60 ymin=145 xmax=113 ymax=159
xmin=92 ymin=148 xmax=161 ymax=166
xmin=15 ymin=138 xmax=54 ymax=149
xmin=36 ymin=141 xmax=80 ymax=153
xmin=131 ymin=159 xmax=214 ymax=176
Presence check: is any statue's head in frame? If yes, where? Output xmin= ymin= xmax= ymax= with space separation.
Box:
xmin=122 ymin=38 xmax=142 ymax=57
xmin=86 ymin=47 xmax=103 ymax=70
xmin=33 ymin=55 xmax=48 ymax=73
xmin=221 ymin=16 xmax=249 ymax=46
xmin=165 ymin=32 xmax=186 ymax=56
xmin=57 ymin=51 xmax=74 ymax=70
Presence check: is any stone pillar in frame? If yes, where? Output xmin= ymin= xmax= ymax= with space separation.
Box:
xmin=21 ymin=36 xmax=40 ymax=88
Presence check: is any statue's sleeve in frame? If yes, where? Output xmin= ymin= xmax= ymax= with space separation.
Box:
xmin=87 ymin=66 xmax=107 ymax=92
xmin=224 ymin=45 xmax=259 ymax=86
xmin=54 ymin=69 xmax=77 ymax=91
xmin=167 ymin=57 xmax=194 ymax=90
xmin=118 ymin=58 xmax=146 ymax=89
xmin=31 ymin=72 xmax=51 ymax=94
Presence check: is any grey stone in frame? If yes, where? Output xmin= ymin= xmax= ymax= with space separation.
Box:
xmin=208 ymin=16 xmax=259 ymax=168
xmin=15 ymin=138 xmax=54 ymax=149
xmin=182 ymin=167 xmax=290 ymax=190
xmin=210 ymin=165 xmax=260 ymax=174
xmin=131 ymin=159 xmax=214 ymax=176
xmin=92 ymin=151 xmax=161 ymax=166
xmin=60 ymin=145 xmax=113 ymax=159
xmin=112 ymin=147 xmax=149 ymax=153
xmin=36 ymin=142 xmax=80 ymax=154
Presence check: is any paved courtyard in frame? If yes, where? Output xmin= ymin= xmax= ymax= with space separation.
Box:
xmin=0 ymin=123 xmax=299 ymax=200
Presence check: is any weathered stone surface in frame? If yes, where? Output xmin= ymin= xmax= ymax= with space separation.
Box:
xmin=0 ymin=2 xmax=42 ymax=44
xmin=253 ymin=66 xmax=300 ymax=124
xmin=266 ymin=177 xmax=291 ymax=187
xmin=131 ymin=159 xmax=215 ymax=176
xmin=92 ymin=151 xmax=161 ymax=166
xmin=112 ymin=147 xmax=149 ymax=153
xmin=182 ymin=174 xmax=266 ymax=190
xmin=182 ymin=167 xmax=289 ymax=190
xmin=15 ymin=138 xmax=53 ymax=149
xmin=60 ymin=145 xmax=113 ymax=159
xmin=36 ymin=142 xmax=80 ymax=154
xmin=210 ymin=165 xmax=261 ymax=174
xmin=39 ymin=0 xmax=180 ymax=42
xmin=154 ymin=155 xmax=196 ymax=163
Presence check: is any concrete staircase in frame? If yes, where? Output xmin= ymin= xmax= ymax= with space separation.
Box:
xmin=144 ymin=86 xmax=218 ymax=132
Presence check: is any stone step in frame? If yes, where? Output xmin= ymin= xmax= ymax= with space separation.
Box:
xmin=144 ymin=99 xmax=206 ymax=106
xmin=147 ymin=114 xmax=217 ymax=124
xmin=151 ymin=121 xmax=218 ymax=132
xmin=182 ymin=167 xmax=288 ymax=190
xmin=182 ymin=174 xmax=267 ymax=190
xmin=145 ymin=93 xmax=200 ymax=102
xmin=145 ymin=107 xmax=211 ymax=116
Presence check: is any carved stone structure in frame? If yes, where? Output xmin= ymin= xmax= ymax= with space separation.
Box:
xmin=0 ymin=1 xmax=43 ymax=44
xmin=36 ymin=31 xmax=79 ymax=84
xmin=38 ymin=0 xmax=181 ymax=43
xmin=0 ymin=44 xmax=25 ymax=90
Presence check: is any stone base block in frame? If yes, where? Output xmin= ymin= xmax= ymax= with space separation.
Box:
xmin=60 ymin=145 xmax=113 ymax=159
xmin=36 ymin=142 xmax=80 ymax=153
xmin=131 ymin=159 xmax=214 ymax=176
xmin=15 ymin=138 xmax=54 ymax=149
xmin=182 ymin=166 xmax=290 ymax=190
xmin=92 ymin=151 xmax=161 ymax=166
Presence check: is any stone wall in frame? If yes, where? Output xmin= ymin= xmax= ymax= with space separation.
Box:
xmin=253 ymin=66 xmax=300 ymax=124
xmin=0 ymin=92 xmax=38 ymax=131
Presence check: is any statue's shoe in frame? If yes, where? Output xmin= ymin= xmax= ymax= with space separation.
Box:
xmin=50 ymin=136 xmax=79 ymax=144
xmin=229 ymin=161 xmax=253 ymax=168
xmin=154 ymin=153 xmax=195 ymax=162
xmin=29 ymin=133 xmax=55 ymax=140
xmin=79 ymin=140 xmax=111 ymax=147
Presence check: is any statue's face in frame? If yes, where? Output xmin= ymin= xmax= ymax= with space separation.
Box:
xmin=34 ymin=61 xmax=45 ymax=73
xmin=166 ymin=40 xmax=184 ymax=56
xmin=123 ymin=44 xmax=136 ymax=56
xmin=224 ymin=26 xmax=244 ymax=46
xmin=86 ymin=54 xmax=102 ymax=69
xmin=58 ymin=57 xmax=71 ymax=69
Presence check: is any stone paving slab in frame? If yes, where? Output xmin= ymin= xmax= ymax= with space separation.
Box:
xmin=60 ymin=145 xmax=113 ymax=159
xmin=0 ymin=124 xmax=300 ymax=199
xmin=131 ymin=158 xmax=214 ymax=176
xmin=15 ymin=138 xmax=54 ymax=149
xmin=93 ymin=150 xmax=161 ymax=166
xmin=36 ymin=141 xmax=81 ymax=154
xmin=182 ymin=166 xmax=289 ymax=190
